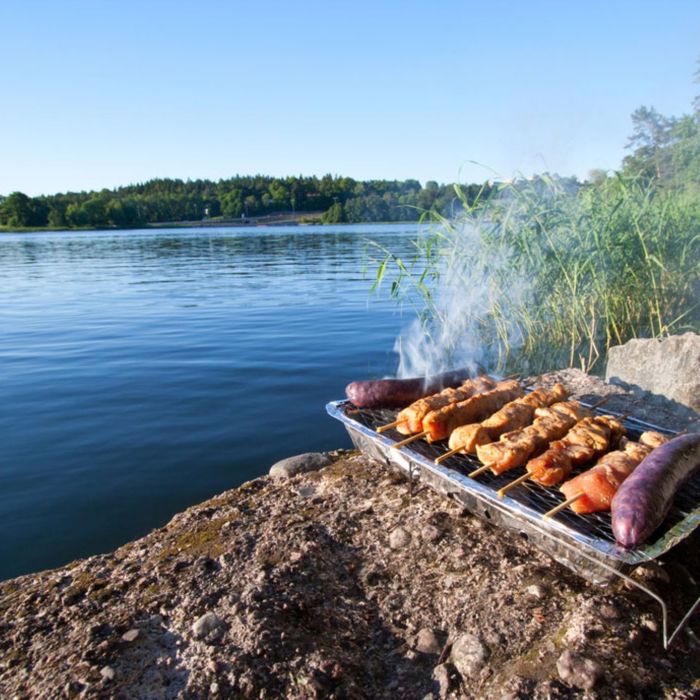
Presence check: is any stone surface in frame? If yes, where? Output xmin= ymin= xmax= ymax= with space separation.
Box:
xmin=415 ymin=628 xmax=441 ymax=655
xmin=556 ymin=650 xmax=603 ymax=690
xmin=525 ymin=584 xmax=546 ymax=600
xmin=432 ymin=663 xmax=455 ymax=698
xmin=605 ymin=333 xmax=700 ymax=411
xmin=450 ymin=633 xmax=490 ymax=679
xmin=192 ymin=612 xmax=225 ymax=640
xmin=0 ymin=389 xmax=698 ymax=700
xmin=421 ymin=524 xmax=443 ymax=544
xmin=121 ymin=628 xmax=139 ymax=642
xmin=389 ymin=526 xmax=411 ymax=549
xmin=269 ymin=452 xmax=331 ymax=479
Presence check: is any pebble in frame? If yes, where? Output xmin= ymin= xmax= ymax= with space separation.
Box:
xmin=450 ymin=633 xmax=490 ymax=678
xmin=421 ymin=525 xmax=443 ymax=544
xmin=269 ymin=453 xmax=331 ymax=479
xmin=389 ymin=527 xmax=411 ymax=550
xmin=599 ymin=603 xmax=619 ymax=620
xmin=192 ymin=612 xmax=225 ymax=640
xmin=525 ymin=584 xmax=546 ymax=599
xmin=642 ymin=617 xmax=659 ymax=632
xmin=121 ymin=629 xmax=139 ymax=643
xmin=432 ymin=663 xmax=454 ymax=699
xmin=556 ymin=649 xmax=603 ymax=690
xmin=100 ymin=665 xmax=115 ymax=681
xmin=415 ymin=628 xmax=441 ymax=654
xmin=296 ymin=485 xmax=317 ymax=499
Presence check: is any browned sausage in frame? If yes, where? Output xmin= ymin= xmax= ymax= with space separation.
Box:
xmin=345 ymin=367 xmax=484 ymax=409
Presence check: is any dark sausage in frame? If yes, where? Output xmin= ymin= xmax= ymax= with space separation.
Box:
xmin=611 ymin=433 xmax=700 ymax=548
xmin=345 ymin=367 xmax=483 ymax=409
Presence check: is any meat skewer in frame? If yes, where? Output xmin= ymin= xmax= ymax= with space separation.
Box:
xmin=495 ymin=414 xmax=626 ymax=499
xmin=422 ymin=380 xmax=525 ymax=443
xmin=377 ymin=376 xmax=498 ymax=434
xmin=469 ymin=401 xmax=594 ymax=478
xmin=434 ymin=383 xmax=570 ymax=464
xmin=391 ymin=380 xmax=524 ymax=448
xmin=543 ymin=431 xmax=671 ymax=518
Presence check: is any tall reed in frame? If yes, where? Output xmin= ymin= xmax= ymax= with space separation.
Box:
xmin=372 ymin=175 xmax=700 ymax=374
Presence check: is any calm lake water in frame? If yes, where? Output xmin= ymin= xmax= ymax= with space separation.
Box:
xmin=0 ymin=224 xmax=422 ymax=580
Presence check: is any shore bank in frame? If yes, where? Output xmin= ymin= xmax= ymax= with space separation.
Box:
xmin=1 ymin=371 xmax=698 ymax=699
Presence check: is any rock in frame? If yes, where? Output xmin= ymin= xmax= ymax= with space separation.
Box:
xmin=192 ymin=612 xmax=225 ymax=640
xmin=556 ymin=649 xmax=603 ymax=690
xmin=605 ymin=333 xmax=700 ymax=410
xmin=415 ymin=628 xmax=441 ymax=654
xmin=642 ymin=617 xmax=659 ymax=633
xmin=432 ymin=663 xmax=456 ymax=698
xmin=389 ymin=527 xmax=411 ymax=550
xmin=121 ymin=628 xmax=139 ymax=642
xmin=296 ymin=484 xmax=317 ymax=499
xmin=451 ymin=633 xmax=490 ymax=679
xmin=525 ymin=584 xmax=546 ymax=599
xmin=269 ymin=453 xmax=331 ymax=479
xmin=421 ymin=525 xmax=443 ymax=544
xmin=100 ymin=665 xmax=115 ymax=681
xmin=599 ymin=603 xmax=619 ymax=620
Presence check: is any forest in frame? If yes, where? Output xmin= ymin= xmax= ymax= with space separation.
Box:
xmin=0 ymin=175 xmax=492 ymax=229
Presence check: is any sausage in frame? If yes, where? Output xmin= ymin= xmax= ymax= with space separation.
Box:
xmin=611 ymin=433 xmax=700 ymax=548
xmin=344 ymin=367 xmax=483 ymax=409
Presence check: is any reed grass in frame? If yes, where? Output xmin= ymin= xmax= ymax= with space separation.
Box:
xmin=372 ymin=174 xmax=700 ymax=374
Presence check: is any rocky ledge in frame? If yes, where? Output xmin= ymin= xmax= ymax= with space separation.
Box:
xmin=0 ymin=370 xmax=699 ymax=699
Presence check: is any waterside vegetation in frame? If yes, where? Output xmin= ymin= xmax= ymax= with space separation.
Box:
xmin=373 ymin=73 xmax=700 ymax=374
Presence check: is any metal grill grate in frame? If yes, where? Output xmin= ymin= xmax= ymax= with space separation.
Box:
xmin=339 ymin=401 xmax=700 ymax=557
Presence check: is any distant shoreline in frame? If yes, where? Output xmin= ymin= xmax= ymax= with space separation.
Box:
xmin=0 ymin=211 xmax=428 ymax=234
xmin=0 ymin=211 xmax=328 ymax=233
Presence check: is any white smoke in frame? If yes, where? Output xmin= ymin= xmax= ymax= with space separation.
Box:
xmin=394 ymin=217 xmax=528 ymax=378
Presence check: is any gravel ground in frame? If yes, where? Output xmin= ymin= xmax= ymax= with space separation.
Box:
xmin=0 ymin=370 xmax=698 ymax=699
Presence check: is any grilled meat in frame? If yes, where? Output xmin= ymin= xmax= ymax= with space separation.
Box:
xmin=525 ymin=416 xmax=625 ymax=486
xmin=560 ymin=431 xmax=669 ymax=514
xmin=475 ymin=401 xmax=593 ymax=475
xmin=447 ymin=383 xmax=570 ymax=453
xmin=396 ymin=376 xmax=497 ymax=435
xmin=422 ymin=380 xmax=524 ymax=442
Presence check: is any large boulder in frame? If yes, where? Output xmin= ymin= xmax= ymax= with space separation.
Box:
xmin=605 ymin=333 xmax=700 ymax=411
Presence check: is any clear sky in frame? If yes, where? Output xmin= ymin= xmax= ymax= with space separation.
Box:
xmin=2 ymin=0 xmax=699 ymax=196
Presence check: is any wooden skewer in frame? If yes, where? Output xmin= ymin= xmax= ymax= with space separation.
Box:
xmin=434 ymin=445 xmax=464 ymax=464
xmin=377 ymin=419 xmax=402 ymax=433
xmin=391 ymin=430 xmax=429 ymax=449
xmin=542 ymin=492 xmax=584 ymax=519
xmin=497 ymin=471 xmax=531 ymax=499
xmin=468 ymin=464 xmax=491 ymax=478
xmin=589 ymin=396 xmax=611 ymax=409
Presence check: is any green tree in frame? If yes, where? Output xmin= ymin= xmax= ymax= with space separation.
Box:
xmin=322 ymin=202 xmax=345 ymax=223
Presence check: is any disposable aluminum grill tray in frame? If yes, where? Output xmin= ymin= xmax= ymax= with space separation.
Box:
xmin=326 ymin=399 xmax=700 ymax=586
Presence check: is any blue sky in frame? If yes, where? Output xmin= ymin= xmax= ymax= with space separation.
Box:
xmin=1 ymin=0 xmax=699 ymax=195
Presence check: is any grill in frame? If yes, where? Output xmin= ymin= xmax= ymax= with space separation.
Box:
xmin=326 ymin=392 xmax=700 ymax=648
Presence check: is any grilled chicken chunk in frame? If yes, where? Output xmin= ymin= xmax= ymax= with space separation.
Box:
xmin=447 ymin=383 xmax=570 ymax=453
xmin=422 ymin=380 xmax=524 ymax=442
xmin=396 ymin=376 xmax=497 ymax=434
xmin=476 ymin=401 xmax=592 ymax=474
xmin=525 ymin=416 xmax=625 ymax=486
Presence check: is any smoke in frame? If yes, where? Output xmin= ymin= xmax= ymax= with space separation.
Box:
xmin=394 ymin=215 xmax=528 ymax=379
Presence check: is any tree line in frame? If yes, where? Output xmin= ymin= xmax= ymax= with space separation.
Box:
xmin=0 ymin=175 xmax=491 ymax=229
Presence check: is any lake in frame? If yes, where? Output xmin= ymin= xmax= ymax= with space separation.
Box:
xmin=0 ymin=224 xmax=422 ymax=580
